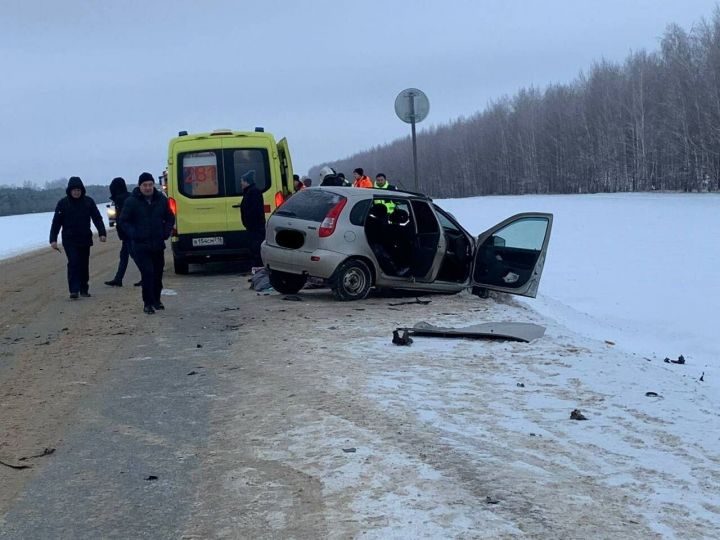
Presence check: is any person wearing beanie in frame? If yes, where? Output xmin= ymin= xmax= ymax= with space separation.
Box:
xmin=238 ymin=169 xmax=265 ymax=268
xmin=49 ymin=176 xmax=107 ymax=299
xmin=352 ymin=167 xmax=373 ymax=188
xmin=119 ymin=172 xmax=175 ymax=314
xmin=104 ymin=176 xmax=136 ymax=287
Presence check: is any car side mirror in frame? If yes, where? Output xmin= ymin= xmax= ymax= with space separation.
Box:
xmin=492 ymin=235 xmax=506 ymax=247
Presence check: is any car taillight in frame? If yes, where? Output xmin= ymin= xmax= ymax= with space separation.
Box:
xmin=319 ymin=198 xmax=347 ymax=238
xmin=275 ymin=191 xmax=285 ymax=208
xmin=168 ymin=197 xmax=177 ymax=215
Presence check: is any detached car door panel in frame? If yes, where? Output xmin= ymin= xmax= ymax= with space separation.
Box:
xmin=471 ymin=213 xmax=553 ymax=298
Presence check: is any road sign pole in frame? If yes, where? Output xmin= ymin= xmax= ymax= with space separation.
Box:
xmin=409 ymin=92 xmax=419 ymax=191
xmin=411 ymin=118 xmax=419 ymax=192
xmin=395 ymin=88 xmax=429 ymax=193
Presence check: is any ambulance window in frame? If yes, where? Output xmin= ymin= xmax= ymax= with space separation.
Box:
xmin=179 ymin=151 xmax=221 ymax=197
xmin=226 ymin=149 xmax=271 ymax=195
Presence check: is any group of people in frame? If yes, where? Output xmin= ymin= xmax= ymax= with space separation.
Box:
xmin=50 ymin=170 xmax=266 ymax=314
xmin=48 ymin=165 xmax=395 ymax=312
xmin=49 ymin=173 xmax=174 ymax=314
xmin=311 ymin=166 xmax=398 ymax=191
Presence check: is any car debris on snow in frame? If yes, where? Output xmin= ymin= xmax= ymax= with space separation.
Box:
xmin=664 ymin=354 xmax=685 ymax=364
xmin=392 ymin=329 xmax=413 ymax=346
xmin=397 ymin=321 xmax=546 ymax=343
xmin=570 ymin=409 xmax=588 ymax=421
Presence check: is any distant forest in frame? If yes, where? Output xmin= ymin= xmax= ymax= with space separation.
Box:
xmin=0 ymin=179 xmax=109 ymax=217
xmin=310 ymin=11 xmax=720 ymax=198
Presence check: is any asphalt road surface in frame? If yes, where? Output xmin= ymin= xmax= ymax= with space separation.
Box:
xmin=0 ymin=233 xmax=668 ymax=539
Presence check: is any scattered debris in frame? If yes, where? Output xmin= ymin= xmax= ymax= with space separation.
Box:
xmin=145 ymin=475 xmax=159 ymax=481
xmin=664 ymin=355 xmax=685 ymax=365
xmin=0 ymin=459 xmax=31 ymax=470
xmin=388 ymin=298 xmax=432 ymax=307
xmin=485 ymin=496 xmax=500 ymax=504
xmin=399 ymin=321 xmax=546 ymax=343
xmin=187 ymin=371 xmax=198 ymax=376
xmin=221 ymin=307 xmax=240 ymax=312
xmin=328 ymin=326 xmax=338 ymax=330
xmin=604 ymin=340 xmax=616 ymax=346
xmin=392 ymin=329 xmax=413 ymax=346
xmin=516 ymin=383 xmax=525 ymax=388
xmin=196 ymin=344 xmax=203 ymax=348
xmin=18 ymin=448 xmax=55 ymax=461
xmin=570 ymin=409 xmax=588 ymax=421
xmin=700 ymin=372 xmax=705 ymax=382
xmin=342 ymin=448 xmax=357 ymax=453
xmin=645 ymin=391 xmax=660 ymax=397
xmin=283 ymin=295 xmax=303 ymax=302
xmin=250 ymin=269 xmax=272 ymax=292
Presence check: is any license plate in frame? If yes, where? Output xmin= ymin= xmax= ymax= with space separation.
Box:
xmin=192 ymin=236 xmax=224 ymax=247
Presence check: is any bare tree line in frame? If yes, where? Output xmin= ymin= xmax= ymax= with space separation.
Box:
xmin=310 ymin=11 xmax=720 ymax=198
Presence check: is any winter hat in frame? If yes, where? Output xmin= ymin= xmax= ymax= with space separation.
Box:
xmin=138 ymin=172 xmax=155 ymax=185
xmin=66 ymin=176 xmax=86 ymax=196
xmin=109 ymin=176 xmax=128 ymax=197
xmin=240 ymin=170 xmax=256 ymax=184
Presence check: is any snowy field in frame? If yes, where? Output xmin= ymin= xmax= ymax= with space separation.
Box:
xmin=0 ymin=204 xmax=109 ymax=259
xmin=437 ymin=192 xmax=719 ymax=388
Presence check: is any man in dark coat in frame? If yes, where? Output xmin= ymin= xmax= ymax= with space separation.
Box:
xmin=119 ymin=172 xmax=175 ymax=314
xmin=238 ymin=170 xmax=266 ymax=268
xmin=104 ymin=177 xmax=133 ymax=287
xmin=49 ymin=176 xmax=107 ymax=299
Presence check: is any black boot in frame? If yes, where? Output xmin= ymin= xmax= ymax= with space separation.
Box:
xmin=134 ymin=281 xmax=142 ymax=287
xmin=105 ymin=280 xmax=122 ymax=287
xmin=143 ymin=305 xmax=155 ymax=314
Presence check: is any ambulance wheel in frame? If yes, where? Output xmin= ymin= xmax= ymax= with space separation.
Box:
xmin=269 ymin=270 xmax=307 ymax=294
xmin=332 ymin=259 xmax=372 ymax=301
xmin=173 ymin=256 xmax=189 ymax=275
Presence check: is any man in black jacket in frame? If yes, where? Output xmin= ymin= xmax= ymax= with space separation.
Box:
xmin=238 ymin=170 xmax=265 ymax=268
xmin=120 ymin=172 xmax=175 ymax=314
xmin=49 ymin=176 xmax=107 ymax=299
xmin=104 ymin=177 xmax=133 ymax=287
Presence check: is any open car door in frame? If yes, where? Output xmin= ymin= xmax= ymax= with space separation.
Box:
xmin=471 ymin=213 xmax=553 ymax=298
xmin=276 ymin=138 xmax=294 ymax=197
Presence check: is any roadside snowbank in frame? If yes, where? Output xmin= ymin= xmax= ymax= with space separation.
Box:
xmin=0 ymin=204 xmax=110 ymax=260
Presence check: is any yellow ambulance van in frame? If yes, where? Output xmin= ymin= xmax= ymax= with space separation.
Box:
xmin=165 ymin=128 xmax=293 ymax=274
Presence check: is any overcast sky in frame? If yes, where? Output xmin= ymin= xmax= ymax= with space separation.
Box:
xmin=1 ymin=0 xmax=718 ymax=187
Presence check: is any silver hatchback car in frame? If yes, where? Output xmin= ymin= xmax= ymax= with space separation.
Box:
xmin=261 ymin=187 xmax=553 ymax=301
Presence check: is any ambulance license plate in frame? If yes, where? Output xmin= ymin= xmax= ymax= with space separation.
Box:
xmin=192 ymin=237 xmax=224 ymax=247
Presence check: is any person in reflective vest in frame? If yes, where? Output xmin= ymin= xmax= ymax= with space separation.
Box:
xmin=374 ymin=173 xmax=397 ymax=213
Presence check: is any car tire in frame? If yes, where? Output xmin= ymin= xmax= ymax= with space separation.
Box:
xmin=269 ymin=270 xmax=307 ymax=294
xmin=173 ymin=256 xmax=189 ymax=275
xmin=332 ymin=259 xmax=372 ymax=301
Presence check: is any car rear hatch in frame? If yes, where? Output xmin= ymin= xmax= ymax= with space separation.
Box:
xmin=267 ymin=189 xmax=346 ymax=253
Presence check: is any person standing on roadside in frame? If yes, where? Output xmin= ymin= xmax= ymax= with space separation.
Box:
xmin=352 ymin=167 xmax=373 ymax=188
xmin=49 ymin=176 xmax=107 ymax=299
xmin=238 ymin=170 xmax=266 ymax=269
xmin=104 ymin=177 xmax=133 ymax=287
xmin=120 ymin=172 xmax=175 ymax=314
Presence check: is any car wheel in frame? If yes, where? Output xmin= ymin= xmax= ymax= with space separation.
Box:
xmin=173 ymin=256 xmax=189 ymax=275
xmin=269 ymin=270 xmax=307 ymax=294
xmin=332 ymin=259 xmax=372 ymax=301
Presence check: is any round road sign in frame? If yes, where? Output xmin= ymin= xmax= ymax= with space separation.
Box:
xmin=394 ymin=88 xmax=430 ymax=124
